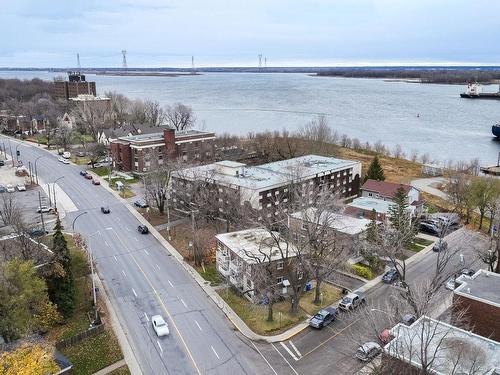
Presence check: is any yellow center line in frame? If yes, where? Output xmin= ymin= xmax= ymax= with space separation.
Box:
xmin=300 ymin=317 xmax=361 ymax=359
xmin=110 ymin=228 xmax=202 ymax=375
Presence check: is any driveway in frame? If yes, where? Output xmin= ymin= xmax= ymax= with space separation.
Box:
xmin=411 ymin=177 xmax=449 ymax=200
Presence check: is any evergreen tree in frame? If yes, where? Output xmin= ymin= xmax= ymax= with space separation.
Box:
xmin=365 ymin=156 xmax=385 ymax=182
xmin=388 ymin=186 xmax=416 ymax=247
xmin=365 ymin=209 xmax=379 ymax=243
xmin=46 ymin=216 xmax=75 ymax=318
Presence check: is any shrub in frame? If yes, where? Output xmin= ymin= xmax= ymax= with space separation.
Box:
xmin=352 ymin=263 xmax=375 ymax=280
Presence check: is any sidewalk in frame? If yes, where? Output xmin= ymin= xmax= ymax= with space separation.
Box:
xmin=93 ymin=359 xmax=126 ymax=375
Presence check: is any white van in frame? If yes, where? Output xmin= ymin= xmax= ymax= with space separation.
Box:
xmin=62 ymin=151 xmax=71 ymax=159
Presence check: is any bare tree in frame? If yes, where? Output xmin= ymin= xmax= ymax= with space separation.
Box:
xmin=106 ymin=91 xmax=131 ymax=126
xmin=0 ymin=193 xmax=20 ymax=227
xmin=144 ymin=100 xmax=166 ymax=126
xmin=165 ymin=103 xmax=195 ymax=130
xmin=54 ymin=123 xmax=73 ymax=152
xmin=192 ymin=227 xmax=214 ymax=266
xmin=86 ymin=143 xmax=107 ymax=168
xmin=143 ymin=162 xmax=178 ymax=215
xmin=71 ymin=101 xmax=112 ymax=141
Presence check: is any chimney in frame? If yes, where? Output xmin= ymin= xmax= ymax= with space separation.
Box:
xmin=163 ymin=128 xmax=176 ymax=157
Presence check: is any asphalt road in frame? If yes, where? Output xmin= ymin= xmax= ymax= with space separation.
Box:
xmin=4 ymin=137 xmax=275 ymax=375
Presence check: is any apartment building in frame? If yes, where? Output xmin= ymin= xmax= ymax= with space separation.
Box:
xmin=453 ymin=269 xmax=500 ymax=342
xmin=54 ymin=72 xmax=97 ymax=100
xmin=110 ymin=128 xmax=216 ymax=173
xmin=172 ymin=155 xmax=362 ymax=215
xmin=215 ymin=228 xmax=299 ymax=302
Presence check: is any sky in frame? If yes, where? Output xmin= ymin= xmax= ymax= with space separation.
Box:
xmin=1 ymin=0 xmax=499 ymax=68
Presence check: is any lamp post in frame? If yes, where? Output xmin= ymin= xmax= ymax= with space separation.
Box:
xmin=52 ymin=176 xmax=65 ymax=211
xmin=72 ymin=211 xmax=88 ymax=231
xmin=15 ymin=144 xmax=21 ymax=162
xmin=34 ymin=156 xmax=44 ymax=185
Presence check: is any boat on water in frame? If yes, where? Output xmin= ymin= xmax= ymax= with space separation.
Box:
xmin=460 ymin=83 xmax=500 ymax=99
xmin=493 ymin=124 xmax=500 ymax=138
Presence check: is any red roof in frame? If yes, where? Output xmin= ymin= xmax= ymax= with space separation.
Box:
xmin=361 ymin=179 xmax=412 ymax=199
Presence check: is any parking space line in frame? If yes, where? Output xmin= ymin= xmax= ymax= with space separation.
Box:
xmin=280 ymin=342 xmax=299 ymax=361
xmin=157 ymin=340 xmax=163 ymax=353
xmin=168 ymin=280 xmax=173 ymax=288
xmin=272 ymin=343 xmax=299 ymax=375
xmin=121 ymin=270 xmax=127 ymax=277
xmin=113 ymin=255 xmax=118 ymax=261
xmin=104 ymin=240 xmax=110 ymax=247
xmin=180 ymin=299 xmax=188 ymax=308
xmin=144 ymin=312 xmax=149 ymax=321
xmin=144 ymin=249 xmax=149 ymax=255
xmin=105 ymin=227 xmax=113 ymax=231
xmin=194 ymin=320 xmax=202 ymax=331
xmin=132 ymin=288 xmax=138 ymax=298
xmin=289 ymin=341 xmax=302 ymax=358
xmin=211 ymin=346 xmax=220 ymax=359
xmin=156 ymin=264 xmax=161 ymax=271
xmin=251 ymin=342 xmax=278 ymax=375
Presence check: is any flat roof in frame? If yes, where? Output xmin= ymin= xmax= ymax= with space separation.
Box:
xmin=216 ymin=228 xmax=298 ymax=264
xmin=119 ymin=129 xmax=214 ymax=143
xmin=385 ymin=316 xmax=500 ymax=375
xmin=348 ymin=197 xmax=415 ymax=215
xmin=455 ymin=269 xmax=500 ymax=307
xmin=290 ymin=208 xmax=371 ymax=235
xmin=175 ymin=155 xmax=360 ymax=191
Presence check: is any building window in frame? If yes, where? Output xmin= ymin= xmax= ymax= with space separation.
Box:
xmin=267 ymin=192 xmax=272 ymax=197
xmin=277 ymin=261 xmax=284 ymax=270
xmin=276 ymin=276 xmax=283 ymax=284
xmin=298 ymin=272 xmax=303 ymax=280
xmin=246 ymin=279 xmax=252 ymax=288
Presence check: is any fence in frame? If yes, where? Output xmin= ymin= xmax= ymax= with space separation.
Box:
xmin=55 ymin=323 xmax=104 ymax=350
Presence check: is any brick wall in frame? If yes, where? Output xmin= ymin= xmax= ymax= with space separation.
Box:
xmin=453 ymin=294 xmax=500 ymax=342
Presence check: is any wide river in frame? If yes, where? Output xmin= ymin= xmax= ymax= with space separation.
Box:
xmin=2 ymin=70 xmax=500 ymax=165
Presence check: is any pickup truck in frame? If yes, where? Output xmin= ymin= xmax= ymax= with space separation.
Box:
xmin=338 ymin=291 xmax=365 ymax=311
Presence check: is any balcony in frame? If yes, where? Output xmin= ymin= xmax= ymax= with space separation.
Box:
xmin=229 ymin=262 xmax=242 ymax=275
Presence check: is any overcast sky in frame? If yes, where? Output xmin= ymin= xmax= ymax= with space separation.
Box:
xmin=1 ymin=0 xmax=499 ymax=68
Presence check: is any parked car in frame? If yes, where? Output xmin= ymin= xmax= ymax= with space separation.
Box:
xmin=309 ymin=307 xmax=338 ymax=329
xmin=432 ymin=240 xmax=448 ymax=252
xmin=36 ymin=205 xmax=52 ymax=213
xmin=62 ymin=159 xmax=70 ymax=164
xmin=58 ymin=157 xmax=64 ymax=163
xmin=138 ymin=225 xmax=149 ymax=234
xmin=76 ymin=151 xmax=86 ymax=157
xmin=80 ymin=170 xmax=87 ymax=176
xmin=29 ymin=228 xmax=48 ymax=237
xmin=0 ymin=160 xmax=4 ymax=166
xmin=6 ymin=184 xmax=15 ymax=193
xmin=378 ymin=328 xmax=392 ymax=344
xmin=338 ymin=291 xmax=365 ymax=311
xmin=355 ymin=342 xmax=381 ymax=362
xmin=92 ymin=179 xmax=101 ymax=185
xmin=101 ymin=206 xmax=110 ymax=214
xmin=382 ymin=268 xmax=399 ymax=284
xmin=85 ymin=174 xmax=93 ymax=180
xmin=461 ymin=268 xmax=475 ymax=277
xmin=62 ymin=151 xmax=71 ymax=159
xmin=419 ymin=222 xmax=441 ymax=236
xmin=152 ymin=315 xmax=169 ymax=337
xmin=445 ymin=277 xmax=457 ymax=290
xmin=0 ymin=185 xmax=6 ymax=193
xmin=16 ymin=184 xmax=26 ymax=191
xmin=134 ymin=200 xmax=149 ymax=208
xmin=401 ymin=313 xmax=416 ymax=325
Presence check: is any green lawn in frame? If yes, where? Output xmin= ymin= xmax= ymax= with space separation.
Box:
xmin=407 ymin=242 xmax=426 ymax=252
xmin=92 ymin=167 xmax=111 ymax=176
xmin=218 ymin=288 xmax=306 ymax=335
xmin=414 ymin=237 xmax=434 ymax=246
xmin=61 ymin=330 xmax=124 ymax=375
xmin=108 ymin=366 xmax=130 ymax=375
xmin=351 ymin=263 xmax=376 ymax=280
xmin=299 ymin=282 xmax=342 ymax=316
xmin=195 ymin=264 xmax=224 ymax=286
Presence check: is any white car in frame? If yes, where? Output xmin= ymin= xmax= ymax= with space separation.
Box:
xmin=58 ymin=157 xmax=64 ymax=163
xmin=62 ymin=159 xmax=70 ymax=164
xmin=6 ymin=184 xmax=15 ymax=193
xmin=151 ymin=315 xmax=169 ymax=337
xmin=16 ymin=184 xmax=26 ymax=191
xmin=36 ymin=205 xmax=51 ymax=213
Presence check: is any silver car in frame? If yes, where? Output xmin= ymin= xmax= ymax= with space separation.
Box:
xmin=355 ymin=342 xmax=381 ymax=362
xmin=152 ymin=315 xmax=169 ymax=337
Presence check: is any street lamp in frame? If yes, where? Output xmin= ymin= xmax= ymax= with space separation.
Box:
xmin=34 ymin=156 xmax=44 ymax=185
xmin=15 ymin=144 xmax=21 ymax=162
xmin=72 ymin=211 xmax=88 ymax=231
xmin=52 ymin=176 xmax=65 ymax=211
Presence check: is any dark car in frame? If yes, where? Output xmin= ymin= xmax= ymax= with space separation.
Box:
xmin=138 ymin=225 xmax=149 ymax=234
xmin=382 ymin=268 xmax=399 ymax=284
xmin=0 ymin=160 xmax=4 ymax=166
xmin=85 ymin=174 xmax=93 ymax=180
xmin=432 ymin=240 xmax=448 ymax=252
xmin=309 ymin=307 xmax=337 ymax=329
xmin=28 ymin=228 xmax=48 ymax=237
xmin=461 ymin=268 xmax=475 ymax=277
xmin=101 ymin=206 xmax=110 ymax=214
xmin=134 ymin=200 xmax=149 ymax=208
xmin=401 ymin=313 xmax=416 ymax=325
xmin=80 ymin=170 xmax=87 ymax=176
xmin=92 ymin=179 xmax=101 ymax=185
xmin=419 ymin=222 xmax=441 ymax=236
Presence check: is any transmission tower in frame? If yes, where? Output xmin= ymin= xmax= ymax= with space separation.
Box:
xmin=264 ymin=57 xmax=267 ymax=68
xmin=191 ymin=55 xmax=195 ymax=74
xmin=122 ymin=50 xmax=128 ymax=70
xmin=258 ymin=54 xmax=262 ymax=71
xmin=76 ymin=53 xmax=81 ymax=71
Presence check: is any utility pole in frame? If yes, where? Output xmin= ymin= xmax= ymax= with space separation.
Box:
xmin=122 ymin=50 xmax=128 ymax=71
xmin=258 ymin=54 xmax=262 ymax=71
xmin=38 ymin=191 xmax=45 ymax=233
xmin=8 ymin=141 xmax=14 ymax=167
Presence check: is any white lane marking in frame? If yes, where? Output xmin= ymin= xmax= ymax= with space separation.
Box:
xmin=135 ymin=236 xmax=139 ymax=242
xmin=156 ymin=264 xmax=160 ymax=271
xmin=104 ymin=240 xmax=110 ymax=247
xmin=289 ymin=341 xmax=302 ymax=358
xmin=211 ymin=346 xmax=220 ymax=360
xmin=144 ymin=312 xmax=149 ymax=321
xmin=157 ymin=340 xmax=163 ymax=353
xmin=144 ymin=249 xmax=149 ymax=255
xmin=194 ymin=320 xmax=202 ymax=331
xmin=180 ymin=299 xmax=188 ymax=308
xmin=252 ymin=342 xmax=278 ymax=375
xmin=132 ymin=288 xmax=138 ymax=298
xmin=121 ymin=270 xmax=127 ymax=277
xmin=167 ymin=280 xmax=173 ymax=288
xmin=113 ymin=255 xmax=118 ymax=261
xmin=116 ymin=217 xmax=121 ymax=223
xmin=105 ymin=227 xmax=113 ymax=231
xmin=279 ymin=342 xmax=299 ymax=361
xmin=273 ymin=343 xmax=299 ymax=374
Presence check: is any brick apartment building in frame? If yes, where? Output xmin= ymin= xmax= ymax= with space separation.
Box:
xmin=54 ymin=72 xmax=97 ymax=100
xmin=215 ymin=228 xmax=300 ymax=303
xmin=453 ymin=269 xmax=500 ymax=342
xmin=172 ymin=155 xmax=362 ymax=216
xmin=110 ymin=128 xmax=216 ymax=173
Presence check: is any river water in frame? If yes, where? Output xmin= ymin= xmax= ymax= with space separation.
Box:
xmin=1 ymin=70 xmax=499 ymax=165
